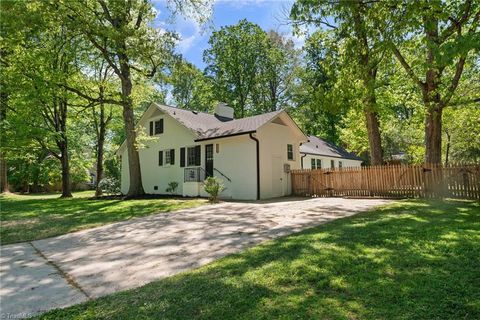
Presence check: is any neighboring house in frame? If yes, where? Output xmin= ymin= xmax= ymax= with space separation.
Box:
xmin=117 ymin=103 xmax=307 ymax=200
xmin=300 ymin=135 xmax=362 ymax=170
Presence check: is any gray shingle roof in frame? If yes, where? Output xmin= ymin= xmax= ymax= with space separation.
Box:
xmin=155 ymin=103 xmax=284 ymax=140
xmin=300 ymin=135 xmax=362 ymax=161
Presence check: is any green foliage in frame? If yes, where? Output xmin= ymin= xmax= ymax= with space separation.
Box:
xmin=202 ymin=176 xmax=225 ymax=202
xmin=104 ymin=158 xmax=121 ymax=180
xmin=98 ymin=177 xmax=121 ymax=195
xmin=36 ymin=200 xmax=480 ymax=319
xmin=443 ymin=105 xmax=480 ymax=163
xmin=204 ymin=20 xmax=298 ymax=117
xmin=166 ymin=181 xmax=179 ymax=195
xmin=169 ymin=60 xmax=216 ymax=112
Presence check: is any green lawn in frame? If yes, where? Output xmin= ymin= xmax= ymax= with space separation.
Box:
xmin=37 ymin=199 xmax=480 ymax=320
xmin=0 ymin=191 xmax=206 ymax=244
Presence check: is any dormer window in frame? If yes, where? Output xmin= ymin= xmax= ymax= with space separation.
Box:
xmin=149 ymin=119 xmax=164 ymax=136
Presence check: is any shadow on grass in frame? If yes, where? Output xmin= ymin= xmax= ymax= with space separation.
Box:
xmin=0 ymin=195 xmax=204 ymax=244
xmin=38 ymin=199 xmax=480 ymax=320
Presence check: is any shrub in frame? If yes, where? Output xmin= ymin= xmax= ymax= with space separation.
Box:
xmin=98 ymin=177 xmax=121 ymax=195
xmin=166 ymin=181 xmax=179 ymax=195
xmin=203 ymin=176 xmax=225 ymax=203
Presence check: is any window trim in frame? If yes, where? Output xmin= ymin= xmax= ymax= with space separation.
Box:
xmin=287 ymin=144 xmax=294 ymax=161
xmin=148 ymin=117 xmax=164 ymax=136
xmin=186 ymin=145 xmax=201 ymax=167
xmin=165 ymin=149 xmax=171 ymax=165
xmin=159 ymin=148 xmax=175 ymax=167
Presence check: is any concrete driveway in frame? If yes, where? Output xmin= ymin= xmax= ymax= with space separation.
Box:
xmin=0 ymin=197 xmax=389 ymax=318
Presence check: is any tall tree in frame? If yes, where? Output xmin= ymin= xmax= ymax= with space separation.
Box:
xmin=383 ymin=0 xmax=479 ymax=163
xmin=169 ymin=59 xmax=215 ymax=111
xmin=55 ymin=0 xmax=178 ymax=197
xmin=2 ymin=0 xmax=80 ymax=197
xmin=252 ymin=31 xmax=298 ymax=113
xmin=204 ymin=19 xmax=270 ymax=118
xmin=291 ymin=31 xmax=349 ymax=145
xmin=291 ymin=0 xmax=386 ymax=164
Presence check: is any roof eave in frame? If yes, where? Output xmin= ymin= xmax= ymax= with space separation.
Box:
xmin=194 ymin=130 xmax=256 ymax=142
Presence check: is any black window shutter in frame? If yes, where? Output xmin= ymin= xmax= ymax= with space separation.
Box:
xmin=158 ymin=151 xmax=163 ymax=166
xmin=160 ymin=119 xmax=164 ymax=133
xmin=170 ymin=149 xmax=175 ymax=165
xmin=195 ymin=145 xmax=201 ymax=166
xmin=180 ymin=147 xmax=185 ymax=167
xmin=149 ymin=121 xmax=153 ymax=136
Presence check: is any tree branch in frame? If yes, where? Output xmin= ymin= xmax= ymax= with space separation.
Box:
xmin=390 ymin=42 xmax=425 ymax=91
xmin=59 ymin=83 xmax=124 ymax=106
xmin=440 ymin=55 xmax=467 ymax=108
xmin=440 ymin=0 xmax=472 ymax=41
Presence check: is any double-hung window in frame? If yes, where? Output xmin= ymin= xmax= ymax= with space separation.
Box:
xmin=165 ymin=150 xmax=172 ymax=165
xmin=186 ymin=146 xmax=201 ymax=166
xmin=287 ymin=144 xmax=294 ymax=160
xmin=311 ymin=158 xmax=322 ymax=169
xmin=158 ymin=149 xmax=175 ymax=166
xmin=149 ymin=119 xmax=164 ymax=136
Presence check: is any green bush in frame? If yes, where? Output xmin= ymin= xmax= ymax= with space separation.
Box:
xmin=202 ymin=176 xmax=225 ymax=203
xmin=166 ymin=181 xmax=179 ymax=195
xmin=98 ymin=177 xmax=121 ymax=195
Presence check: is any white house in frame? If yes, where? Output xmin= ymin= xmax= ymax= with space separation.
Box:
xmin=300 ymin=135 xmax=363 ymax=170
xmin=117 ymin=103 xmax=307 ymax=200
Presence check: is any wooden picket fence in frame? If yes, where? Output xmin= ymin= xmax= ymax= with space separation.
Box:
xmin=291 ymin=164 xmax=480 ymax=200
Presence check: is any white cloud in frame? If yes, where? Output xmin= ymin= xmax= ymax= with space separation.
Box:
xmin=175 ymin=17 xmax=207 ymax=54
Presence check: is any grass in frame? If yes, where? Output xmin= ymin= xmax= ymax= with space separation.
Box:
xmin=0 ymin=191 xmax=206 ymax=244
xmin=37 ymin=199 xmax=480 ymax=320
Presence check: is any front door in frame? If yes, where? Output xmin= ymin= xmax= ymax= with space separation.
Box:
xmin=272 ymin=155 xmax=283 ymax=197
xmin=205 ymin=144 xmax=214 ymax=177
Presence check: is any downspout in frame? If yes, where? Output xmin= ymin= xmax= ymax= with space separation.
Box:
xmin=300 ymin=142 xmax=306 ymax=169
xmin=249 ymin=133 xmax=260 ymax=200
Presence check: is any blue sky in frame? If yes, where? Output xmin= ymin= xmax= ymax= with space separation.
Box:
xmin=152 ymin=0 xmax=304 ymax=69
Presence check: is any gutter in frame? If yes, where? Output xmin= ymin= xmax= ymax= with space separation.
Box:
xmin=194 ymin=130 xmax=256 ymax=142
xmin=249 ymin=132 xmax=260 ymax=200
xmin=300 ymin=151 xmax=363 ymax=161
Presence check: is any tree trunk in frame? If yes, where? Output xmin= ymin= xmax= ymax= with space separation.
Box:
xmin=95 ymin=105 xmax=106 ymax=197
xmin=423 ymin=14 xmax=443 ymax=164
xmin=351 ymin=4 xmax=383 ymax=166
xmin=58 ymin=96 xmax=72 ymax=198
xmin=444 ymin=129 xmax=450 ymax=165
xmin=0 ymin=151 xmax=7 ymax=193
xmin=0 ymin=90 xmax=8 ymax=193
xmin=120 ymin=56 xmax=144 ymax=197
xmin=364 ymin=108 xmax=383 ymax=165
xmin=59 ymin=145 xmax=72 ymax=198
xmin=362 ymin=70 xmax=383 ymax=166
xmin=425 ymin=106 xmax=443 ymax=164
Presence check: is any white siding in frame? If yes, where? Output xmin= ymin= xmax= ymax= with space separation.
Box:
xmin=256 ymin=119 xmax=304 ymax=199
xmin=120 ymin=109 xmax=306 ymax=200
xmin=120 ymin=109 xmax=257 ymax=200
xmin=302 ymin=154 xmax=362 ymax=170
xmin=120 ymin=108 xmax=198 ymax=195
xmin=198 ymin=135 xmax=257 ymax=200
